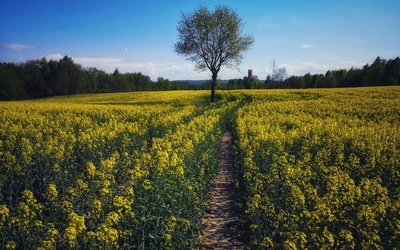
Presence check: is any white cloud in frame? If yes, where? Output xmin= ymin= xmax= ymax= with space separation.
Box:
xmin=300 ymin=44 xmax=312 ymax=48
xmin=258 ymin=22 xmax=281 ymax=29
xmin=42 ymin=53 xmax=369 ymax=81
xmin=45 ymin=53 xmax=64 ymax=61
xmin=74 ymin=57 xmax=123 ymax=69
xmin=3 ymin=43 xmax=32 ymax=50
xmin=43 ymin=54 xmax=208 ymax=80
xmin=281 ymin=61 xmax=367 ymax=76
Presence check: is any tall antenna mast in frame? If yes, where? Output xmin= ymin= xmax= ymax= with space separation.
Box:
xmin=271 ymin=58 xmax=277 ymax=75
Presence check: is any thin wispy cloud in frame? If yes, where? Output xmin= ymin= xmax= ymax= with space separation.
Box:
xmin=3 ymin=43 xmax=32 ymax=50
xmin=300 ymin=44 xmax=312 ymax=48
xmin=258 ymin=22 xmax=282 ymax=29
xmin=281 ymin=61 xmax=367 ymax=76
xmin=258 ymin=14 xmax=281 ymax=30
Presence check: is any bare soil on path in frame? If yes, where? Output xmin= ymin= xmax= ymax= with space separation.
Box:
xmin=197 ymin=131 xmax=249 ymax=249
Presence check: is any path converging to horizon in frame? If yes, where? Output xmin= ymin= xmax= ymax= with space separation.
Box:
xmin=198 ymin=131 xmax=249 ymax=249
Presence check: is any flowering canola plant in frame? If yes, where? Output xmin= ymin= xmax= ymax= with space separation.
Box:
xmin=0 ymin=91 xmax=234 ymax=249
xmin=233 ymin=87 xmax=400 ymax=249
xmin=1 ymin=88 xmax=399 ymax=249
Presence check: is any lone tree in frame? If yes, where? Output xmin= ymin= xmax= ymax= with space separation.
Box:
xmin=174 ymin=4 xmax=254 ymax=102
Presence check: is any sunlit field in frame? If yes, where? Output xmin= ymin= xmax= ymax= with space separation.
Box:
xmin=1 ymin=87 xmax=399 ymax=249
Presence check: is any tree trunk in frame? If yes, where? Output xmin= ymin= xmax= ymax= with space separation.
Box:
xmin=211 ymin=74 xmax=217 ymax=103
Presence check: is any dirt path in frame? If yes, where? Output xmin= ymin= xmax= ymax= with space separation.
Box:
xmin=197 ymin=131 xmax=249 ymax=249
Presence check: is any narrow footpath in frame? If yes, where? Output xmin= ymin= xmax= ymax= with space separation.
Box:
xmin=198 ymin=131 xmax=249 ymax=249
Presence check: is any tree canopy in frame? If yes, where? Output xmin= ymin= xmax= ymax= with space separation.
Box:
xmin=174 ymin=4 xmax=254 ymax=102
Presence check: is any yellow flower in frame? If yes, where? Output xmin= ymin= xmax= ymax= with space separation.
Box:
xmin=91 ymin=199 xmax=102 ymax=219
xmin=199 ymin=167 xmax=205 ymax=177
xmin=76 ymin=178 xmax=88 ymax=191
xmin=180 ymin=218 xmax=191 ymax=228
xmin=95 ymin=223 xmax=119 ymax=245
xmin=21 ymin=189 xmax=33 ymax=200
xmin=250 ymin=224 xmax=258 ymax=230
xmin=124 ymin=186 xmax=134 ymax=197
xmin=68 ymin=211 xmax=86 ymax=232
xmin=100 ymin=187 xmax=110 ymax=196
xmin=103 ymin=226 xmax=119 ymax=245
xmin=176 ymin=166 xmax=184 ymax=177
xmin=86 ymin=161 xmax=96 ymax=176
xmin=113 ymin=195 xmax=132 ymax=213
xmin=63 ymin=227 xmax=77 ymax=246
xmin=67 ymin=187 xmax=75 ymax=195
xmin=10 ymin=217 xmax=19 ymax=225
xmin=167 ymin=216 xmax=177 ymax=230
xmin=52 ymin=163 xmax=61 ymax=173
xmin=142 ymin=179 xmax=152 ymax=190
xmin=5 ymin=241 xmax=16 ymax=249
xmin=48 ymin=226 xmax=59 ymax=237
xmin=170 ymin=152 xmax=179 ymax=166
xmin=163 ymin=233 xmax=172 ymax=241
xmin=37 ymin=238 xmax=55 ymax=250
xmin=86 ymin=231 xmax=97 ymax=240
xmin=105 ymin=211 xmax=120 ymax=226
xmin=262 ymin=237 xmax=274 ymax=248
xmin=34 ymin=220 xmax=43 ymax=227
xmin=18 ymin=203 xmax=35 ymax=219
xmin=100 ymin=155 xmax=117 ymax=171
xmin=61 ymin=201 xmax=73 ymax=212
xmin=0 ymin=205 xmax=9 ymax=223
xmin=46 ymin=184 xmax=58 ymax=201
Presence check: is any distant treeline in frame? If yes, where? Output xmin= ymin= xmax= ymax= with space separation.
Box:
xmin=0 ymin=56 xmax=205 ymax=100
xmin=0 ymin=56 xmax=399 ymax=100
xmin=263 ymin=56 xmax=400 ymax=89
xmin=223 ymin=56 xmax=399 ymax=90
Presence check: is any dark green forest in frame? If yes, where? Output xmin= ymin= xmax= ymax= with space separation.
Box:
xmin=0 ymin=56 xmax=399 ymax=100
xmin=266 ymin=56 xmax=400 ymax=89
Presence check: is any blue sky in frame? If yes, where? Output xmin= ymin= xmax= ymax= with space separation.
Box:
xmin=1 ymin=0 xmax=399 ymax=80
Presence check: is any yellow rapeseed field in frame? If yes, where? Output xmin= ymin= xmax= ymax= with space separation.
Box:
xmin=1 ymin=87 xmax=399 ymax=249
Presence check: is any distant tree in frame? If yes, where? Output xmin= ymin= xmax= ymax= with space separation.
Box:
xmin=227 ymin=78 xmax=243 ymax=89
xmin=129 ymin=72 xmax=151 ymax=91
xmin=82 ymin=67 xmax=100 ymax=93
xmin=323 ymin=71 xmax=336 ymax=88
xmin=312 ymin=74 xmax=325 ymax=88
xmin=56 ymin=56 xmax=83 ymax=95
xmin=111 ymin=69 xmax=132 ymax=92
xmin=98 ymin=70 xmax=114 ymax=92
xmin=363 ymin=56 xmax=386 ymax=86
xmin=273 ymin=67 xmax=288 ymax=82
xmin=303 ymin=73 xmax=312 ymax=88
xmin=0 ymin=62 xmax=26 ymax=99
xmin=384 ymin=57 xmax=400 ymax=85
xmin=334 ymin=69 xmax=348 ymax=87
xmin=155 ymin=77 xmax=171 ymax=90
xmin=113 ymin=68 xmax=120 ymax=77
xmin=264 ymin=74 xmax=272 ymax=87
xmin=23 ymin=59 xmax=48 ymax=98
xmin=174 ymin=4 xmax=254 ymax=102
xmin=242 ymin=75 xmax=259 ymax=89
xmin=286 ymin=75 xmax=305 ymax=88
xmin=344 ymin=67 xmax=363 ymax=87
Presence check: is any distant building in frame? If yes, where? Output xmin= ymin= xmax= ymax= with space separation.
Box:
xmin=248 ymin=69 xmax=253 ymax=78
